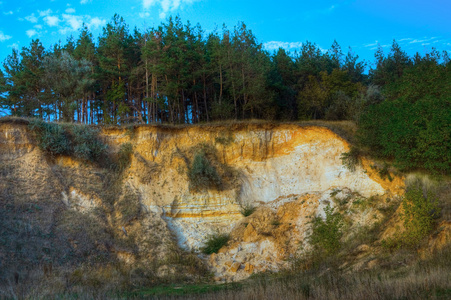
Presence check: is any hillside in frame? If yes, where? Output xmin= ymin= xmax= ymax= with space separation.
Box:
xmin=0 ymin=118 xmax=450 ymax=299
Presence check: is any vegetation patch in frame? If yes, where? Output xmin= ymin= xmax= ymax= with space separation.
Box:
xmin=184 ymin=143 xmax=241 ymax=192
xmin=187 ymin=150 xmax=222 ymax=191
xmin=215 ymin=134 xmax=234 ymax=146
xmin=116 ymin=142 xmax=133 ymax=171
xmin=201 ymin=233 xmax=230 ymax=255
xmin=28 ymin=119 xmax=107 ymax=163
xmin=309 ymin=205 xmax=344 ymax=256
xmin=130 ymin=282 xmax=243 ymax=297
xmin=382 ymin=180 xmax=441 ymax=249
xmin=340 ymin=146 xmax=362 ymax=172
xmin=240 ymin=204 xmax=256 ymax=217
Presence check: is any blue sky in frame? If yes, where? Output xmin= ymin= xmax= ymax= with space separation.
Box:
xmin=1 ymin=0 xmax=450 ymax=68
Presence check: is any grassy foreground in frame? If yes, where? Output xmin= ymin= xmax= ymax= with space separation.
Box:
xmin=123 ymin=245 xmax=451 ymax=300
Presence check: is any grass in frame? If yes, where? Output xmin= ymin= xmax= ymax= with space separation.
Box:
xmin=123 ymin=243 xmax=451 ymax=299
xmin=1 ymin=117 xmax=357 ymax=145
xmin=129 ymin=282 xmax=243 ymax=297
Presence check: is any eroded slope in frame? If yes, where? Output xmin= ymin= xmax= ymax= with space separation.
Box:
xmin=0 ymin=121 xmax=404 ymax=287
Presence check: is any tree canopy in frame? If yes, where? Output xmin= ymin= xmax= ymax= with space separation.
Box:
xmin=0 ymin=15 xmax=449 ymax=174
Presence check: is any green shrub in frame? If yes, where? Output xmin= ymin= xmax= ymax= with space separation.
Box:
xmin=358 ymin=96 xmax=451 ymax=175
xmin=29 ymin=119 xmax=71 ymax=155
xmin=271 ymin=219 xmax=281 ymax=226
xmin=340 ymin=146 xmax=362 ymax=172
xmin=383 ymin=182 xmax=441 ymax=249
xmin=187 ymin=151 xmax=221 ymax=191
xmin=378 ymin=163 xmax=394 ymax=181
xmin=201 ymin=233 xmax=230 ymax=254
xmin=71 ymin=125 xmax=108 ymax=161
xmin=240 ymin=204 xmax=256 ymax=217
xmin=309 ymin=205 xmax=343 ymax=256
xmin=28 ymin=119 xmax=108 ymax=162
xmin=215 ymin=135 xmax=234 ymax=146
xmin=400 ymin=186 xmax=441 ymax=247
xmin=116 ymin=143 xmax=133 ymax=171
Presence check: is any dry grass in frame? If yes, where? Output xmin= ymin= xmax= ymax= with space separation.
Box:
xmin=5 ymin=245 xmax=448 ymax=299
xmin=126 ymin=244 xmax=451 ymax=300
xmin=0 ymin=117 xmax=357 ymax=144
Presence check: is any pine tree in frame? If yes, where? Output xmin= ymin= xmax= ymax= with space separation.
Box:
xmin=74 ymin=24 xmax=97 ymax=124
xmin=42 ymin=51 xmax=93 ymax=122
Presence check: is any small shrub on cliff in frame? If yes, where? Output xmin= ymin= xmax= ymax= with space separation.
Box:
xmin=29 ymin=119 xmax=71 ymax=155
xmin=201 ymin=233 xmax=230 ymax=254
xmin=383 ymin=181 xmax=441 ymax=249
xmin=71 ymin=125 xmax=108 ymax=161
xmin=309 ymin=205 xmax=343 ymax=256
xmin=187 ymin=150 xmax=221 ymax=191
xmin=215 ymin=135 xmax=234 ymax=146
xmin=116 ymin=142 xmax=133 ymax=171
xmin=401 ymin=185 xmax=440 ymax=246
xmin=29 ymin=119 xmax=107 ymax=162
xmin=378 ymin=163 xmax=394 ymax=182
xmin=340 ymin=146 xmax=362 ymax=172
xmin=240 ymin=204 xmax=256 ymax=217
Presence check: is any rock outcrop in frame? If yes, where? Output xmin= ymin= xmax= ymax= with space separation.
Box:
xmin=0 ymin=121 xmax=405 ymax=281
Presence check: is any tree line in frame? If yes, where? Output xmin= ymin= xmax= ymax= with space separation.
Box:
xmin=0 ymin=14 xmax=369 ymax=124
xmin=0 ymin=14 xmax=450 ymax=173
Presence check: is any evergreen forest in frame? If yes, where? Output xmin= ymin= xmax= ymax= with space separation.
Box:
xmin=0 ymin=14 xmax=450 ymax=174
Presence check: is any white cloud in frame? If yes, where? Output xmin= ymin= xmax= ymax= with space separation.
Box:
xmin=44 ymin=15 xmax=60 ymax=26
xmin=409 ymin=37 xmax=437 ymax=44
xmin=61 ymin=14 xmax=83 ymax=31
xmin=80 ymin=0 xmax=91 ymax=4
xmin=0 ymin=31 xmax=12 ymax=41
xmin=88 ymin=17 xmax=106 ymax=30
xmin=39 ymin=9 xmax=52 ymax=17
xmin=58 ymin=14 xmax=106 ymax=34
xmin=8 ymin=42 xmax=19 ymax=49
xmin=26 ymin=29 xmax=38 ymax=38
xmin=139 ymin=11 xmax=151 ymax=18
xmin=3 ymin=10 xmax=13 ymax=15
xmin=23 ymin=8 xmax=107 ymax=37
xmin=25 ymin=13 xmax=38 ymax=23
xmin=142 ymin=0 xmax=198 ymax=18
xmin=263 ymin=41 xmax=303 ymax=51
xmin=143 ymin=0 xmax=156 ymax=9
xmin=364 ymin=41 xmax=378 ymax=47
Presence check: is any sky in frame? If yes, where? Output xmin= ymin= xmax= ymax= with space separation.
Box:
xmin=0 ymin=0 xmax=450 ymax=68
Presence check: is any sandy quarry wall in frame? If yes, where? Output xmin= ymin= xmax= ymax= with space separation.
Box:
xmin=0 ymin=121 xmax=405 ymax=281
